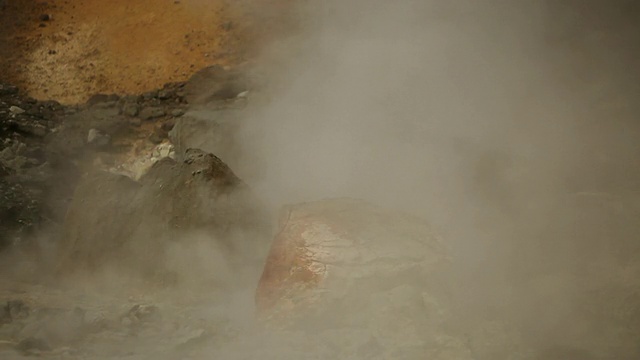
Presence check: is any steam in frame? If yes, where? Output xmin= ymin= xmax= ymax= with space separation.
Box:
xmin=232 ymin=0 xmax=640 ymax=355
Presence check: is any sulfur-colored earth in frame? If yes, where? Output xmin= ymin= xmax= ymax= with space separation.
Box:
xmin=0 ymin=0 xmax=287 ymax=104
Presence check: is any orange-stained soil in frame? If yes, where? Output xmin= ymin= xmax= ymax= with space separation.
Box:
xmin=0 ymin=0 xmax=289 ymax=104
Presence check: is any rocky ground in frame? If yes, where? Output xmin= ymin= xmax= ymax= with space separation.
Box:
xmin=0 ymin=0 xmax=293 ymax=104
xmin=1 ymin=1 xmax=640 ymax=359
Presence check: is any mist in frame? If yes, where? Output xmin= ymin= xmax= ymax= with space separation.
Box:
xmin=230 ymin=0 xmax=640 ymax=357
xmin=1 ymin=0 xmax=639 ymax=358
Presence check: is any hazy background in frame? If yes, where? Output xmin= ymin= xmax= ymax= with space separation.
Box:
xmin=231 ymin=0 xmax=640 ymax=356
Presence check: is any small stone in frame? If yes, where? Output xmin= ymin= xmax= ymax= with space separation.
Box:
xmin=87 ymin=128 xmax=111 ymax=147
xmin=39 ymin=14 xmax=50 ymax=21
xmin=139 ymin=107 xmax=165 ymax=120
xmin=122 ymin=103 xmax=139 ymax=117
xmin=157 ymin=89 xmax=174 ymax=100
xmin=149 ymin=132 xmax=163 ymax=144
xmin=127 ymin=304 xmax=161 ymax=323
xmin=87 ymin=93 xmax=119 ymax=107
xmin=129 ymin=118 xmax=142 ymax=127
xmin=142 ymin=91 xmax=158 ymax=100
xmin=29 ymin=125 xmax=48 ymax=137
xmin=9 ymin=106 xmax=25 ymax=114
xmin=170 ymin=108 xmax=185 ymax=117
xmin=236 ymin=90 xmax=249 ymax=98
xmin=16 ymin=123 xmax=47 ymax=137
xmin=154 ymin=143 xmax=174 ymax=158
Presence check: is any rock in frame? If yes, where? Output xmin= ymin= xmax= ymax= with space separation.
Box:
xmin=139 ymin=107 xmax=166 ymax=120
xmin=57 ymin=149 xmax=270 ymax=284
xmin=153 ymin=143 xmax=174 ymax=159
xmin=254 ymin=198 xmax=474 ymax=357
xmin=149 ymin=132 xmax=163 ymax=144
xmin=184 ymin=65 xmax=248 ymax=105
xmin=157 ymin=89 xmax=175 ymax=100
xmin=171 ymin=108 xmax=186 ymax=117
xmin=87 ymin=128 xmax=111 ymax=147
xmin=129 ymin=118 xmax=142 ymax=127
xmin=47 ymin=107 xmax=126 ymax=159
xmin=122 ymin=103 xmax=140 ymax=117
xmin=142 ymin=91 xmax=158 ymax=100
xmin=126 ymin=304 xmax=161 ymax=324
xmin=161 ymin=119 xmax=175 ymax=132
xmin=39 ymin=14 xmax=50 ymax=21
xmin=86 ymin=93 xmax=120 ymax=107
xmin=9 ymin=106 xmax=25 ymax=114
xmin=16 ymin=123 xmax=47 ymax=137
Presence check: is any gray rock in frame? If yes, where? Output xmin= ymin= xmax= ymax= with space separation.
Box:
xmin=87 ymin=128 xmax=111 ymax=147
xmin=171 ymin=108 xmax=186 ymax=117
xmin=86 ymin=93 xmax=119 ymax=107
xmin=56 ymin=150 xmax=270 ymax=284
xmin=122 ymin=103 xmax=140 ymax=117
xmin=9 ymin=106 xmax=25 ymax=114
xmin=47 ymin=107 xmax=126 ymax=158
xmin=157 ymin=89 xmax=175 ymax=100
xmin=142 ymin=91 xmax=158 ymax=100
xmin=126 ymin=304 xmax=161 ymax=324
xmin=17 ymin=123 xmax=47 ymax=137
xmin=139 ymin=107 xmax=166 ymax=120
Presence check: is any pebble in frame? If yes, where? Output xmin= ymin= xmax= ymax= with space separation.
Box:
xmin=9 ymin=106 xmax=25 ymax=114
xmin=170 ymin=108 xmax=185 ymax=117
xmin=123 ymin=103 xmax=140 ymax=117
xmin=139 ymin=107 xmax=166 ymax=120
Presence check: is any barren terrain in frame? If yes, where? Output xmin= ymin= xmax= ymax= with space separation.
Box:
xmin=0 ymin=0 xmax=288 ymax=104
xmin=1 ymin=1 xmax=640 ymax=359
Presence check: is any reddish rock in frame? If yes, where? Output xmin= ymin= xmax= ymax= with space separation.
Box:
xmin=256 ymin=198 xmax=452 ymax=328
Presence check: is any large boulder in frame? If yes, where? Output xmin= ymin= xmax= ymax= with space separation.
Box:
xmin=57 ymin=148 xmax=270 ymax=286
xmin=255 ymin=198 xmax=472 ymax=358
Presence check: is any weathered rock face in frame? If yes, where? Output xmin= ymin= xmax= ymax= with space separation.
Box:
xmin=255 ymin=198 xmax=471 ymax=358
xmin=57 ymin=148 xmax=270 ymax=285
xmin=0 ymin=83 xmax=68 ymax=248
